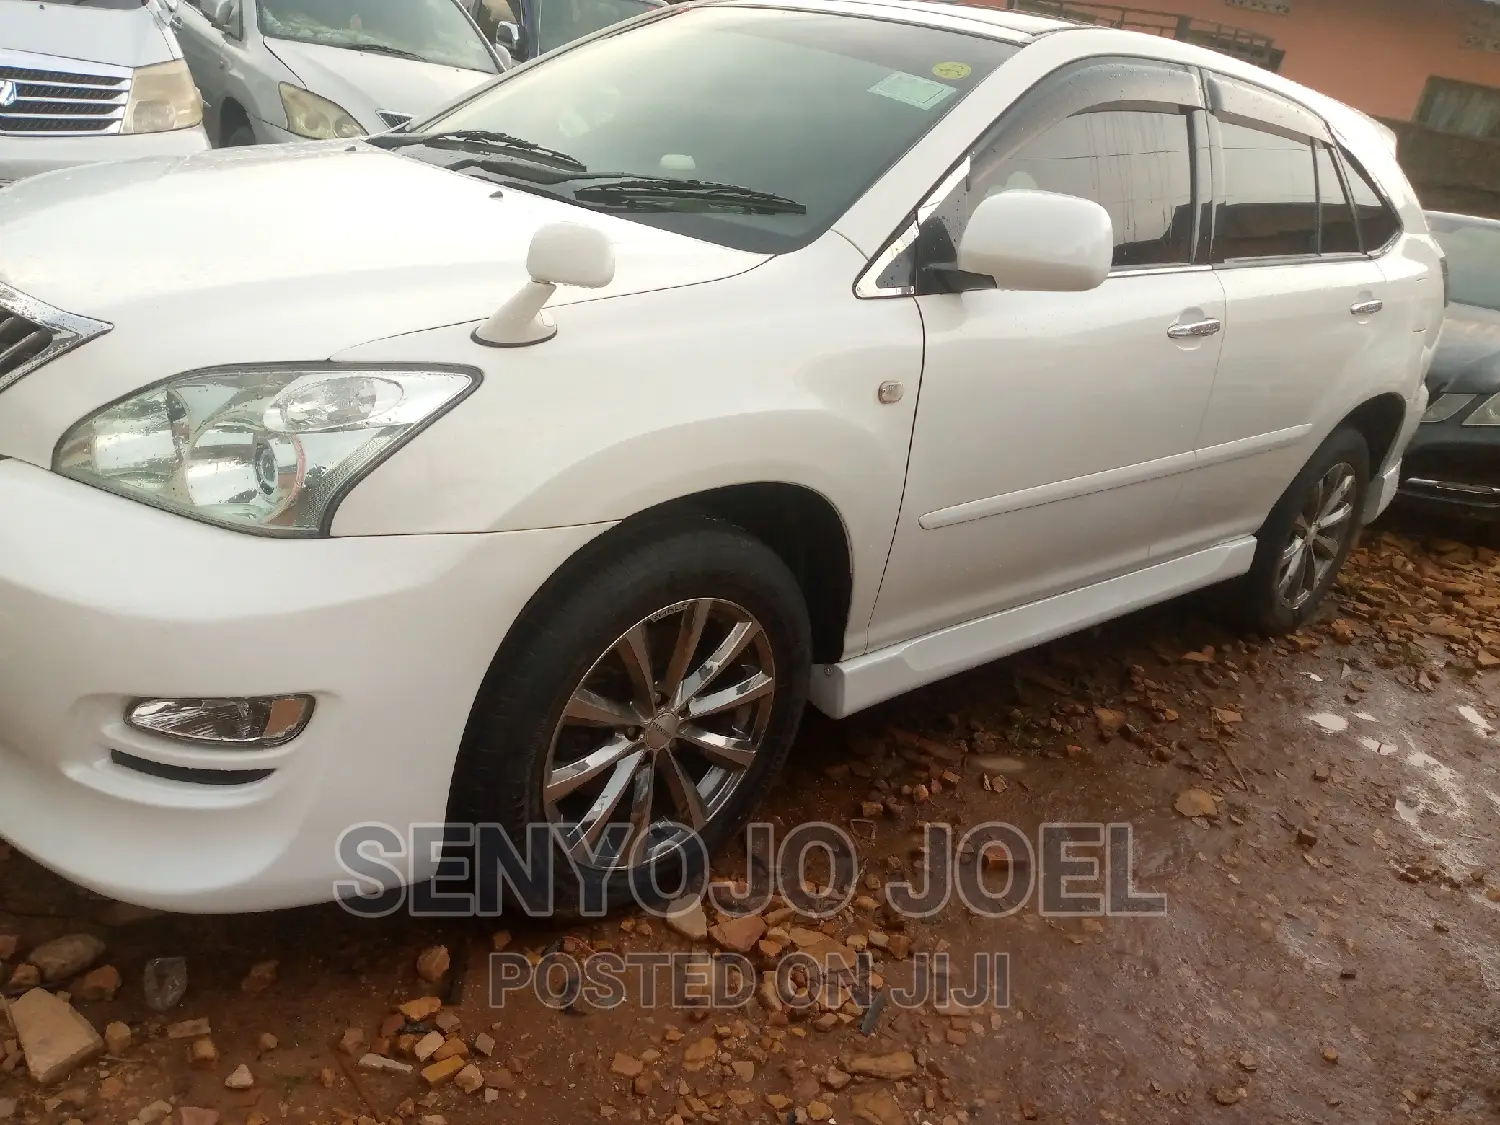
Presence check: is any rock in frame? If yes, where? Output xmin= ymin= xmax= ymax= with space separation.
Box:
xmin=414 ymin=1031 xmax=446 ymax=1062
xmin=434 ymin=1010 xmax=461 ymax=1033
xmin=487 ymin=1065 xmax=516 ymax=1090
xmin=967 ymin=754 xmax=1027 ymax=774
xmin=731 ymin=1060 xmax=754 ymax=1082
xmin=190 ymin=1037 xmax=219 ymax=1069
xmin=432 ymin=1038 xmax=467 ymax=1062
xmin=73 ymin=965 xmax=121 ymax=1003
xmin=1313 ymin=764 xmax=1331 ymax=783
xmin=1094 ymin=708 xmax=1126 ymax=737
xmin=422 ymin=1056 xmax=467 ymax=1087
xmin=166 ymin=1018 xmax=212 ymax=1040
xmin=103 ymin=1021 xmax=132 ymax=1054
xmin=610 ymin=1052 xmax=643 ymax=1077
xmin=682 ymin=1036 xmax=716 ymax=1070
xmin=138 ymin=1100 xmax=174 ymax=1123
xmin=1323 ymin=1047 xmax=1339 ymax=1064
xmin=823 ymin=1067 xmax=851 ymax=1090
xmin=1298 ymin=828 xmax=1319 ymax=848
xmin=473 ymin=1031 xmax=495 ymax=1057
xmin=178 ymin=1110 xmax=219 ymax=1125
xmin=7 ymin=964 xmax=40 ymax=990
xmin=1182 ymin=646 xmax=1215 ymax=664
xmin=360 ymin=1053 xmax=414 ymax=1074
xmin=398 ymin=996 xmax=444 ymax=1022
xmin=454 ymin=1064 xmax=485 ymax=1094
xmin=257 ymin=1033 xmax=279 ymax=1052
xmin=845 ymin=1051 xmax=917 ymax=1080
xmin=240 ymin=961 xmax=278 ymax=994
xmin=709 ymin=915 xmax=767 ymax=954
xmin=8 ymin=988 xmax=104 ymax=1085
xmin=339 ymin=1027 xmax=366 ymax=1056
xmin=0 ymin=937 xmax=16 ymax=962
xmin=225 ymin=1063 xmax=254 ymax=1090
xmin=141 ymin=957 xmax=187 ymax=1012
xmin=808 ymin=1101 xmax=833 ymax=1121
xmin=766 ymin=1093 xmax=792 ymax=1111
xmin=1238 ymin=1052 xmax=1258 ymax=1071
xmin=1174 ymin=788 xmax=1218 ymax=818
xmin=1213 ymin=1087 xmax=1244 ymax=1106
xmin=666 ymin=898 xmax=709 ymax=941
xmin=852 ymin=1089 xmax=907 ymax=1125
xmin=416 ymin=946 xmax=451 ymax=985
xmin=25 ymin=935 xmax=105 ymax=984
xmin=0 ymin=1099 xmax=13 ymax=1120
xmin=491 ymin=931 xmax=512 ymax=953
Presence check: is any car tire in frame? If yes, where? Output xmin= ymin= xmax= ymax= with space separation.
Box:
xmin=1233 ymin=426 xmax=1370 ymax=636
xmin=447 ymin=518 xmax=812 ymax=916
xmin=225 ymin=124 xmax=257 ymax=147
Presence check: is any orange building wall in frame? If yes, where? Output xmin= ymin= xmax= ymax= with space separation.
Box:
xmin=988 ymin=0 xmax=1500 ymax=122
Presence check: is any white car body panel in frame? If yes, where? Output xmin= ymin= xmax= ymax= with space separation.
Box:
xmin=0 ymin=0 xmax=1445 ymax=909
xmin=0 ymin=2 xmax=210 ymax=181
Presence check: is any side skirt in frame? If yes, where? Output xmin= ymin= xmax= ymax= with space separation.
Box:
xmin=809 ymin=537 xmax=1258 ymax=718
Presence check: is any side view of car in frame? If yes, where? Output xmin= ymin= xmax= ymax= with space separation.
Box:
xmin=1400 ymin=211 xmax=1500 ymax=520
xmin=0 ymin=0 xmax=1442 ymax=916
xmin=162 ymin=0 xmax=505 ymax=143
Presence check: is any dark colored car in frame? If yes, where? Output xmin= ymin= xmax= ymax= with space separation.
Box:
xmin=1399 ymin=212 xmax=1500 ymax=519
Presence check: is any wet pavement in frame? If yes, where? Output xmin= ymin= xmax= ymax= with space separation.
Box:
xmin=2 ymin=513 xmax=1498 ymax=1125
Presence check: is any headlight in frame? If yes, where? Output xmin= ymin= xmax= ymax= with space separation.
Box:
xmin=280 ymin=84 xmax=365 ymax=140
xmin=1421 ymin=393 xmax=1475 ymax=423
xmin=55 ymin=365 xmax=477 ymax=535
xmin=1462 ymin=392 xmax=1500 ymax=427
xmin=122 ymin=59 xmax=204 ymax=134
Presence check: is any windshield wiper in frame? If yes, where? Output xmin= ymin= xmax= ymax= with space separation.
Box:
xmin=344 ymin=43 xmax=430 ymax=63
xmin=567 ymin=177 xmax=806 ymax=215
xmin=373 ymin=129 xmax=586 ymax=171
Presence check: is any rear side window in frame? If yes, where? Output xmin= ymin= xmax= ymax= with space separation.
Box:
xmin=1342 ymin=152 xmax=1401 ymax=251
xmin=1216 ymin=121 xmax=1319 ymax=260
xmin=971 ymin=108 xmax=1196 ymax=268
xmin=1315 ymin=143 xmax=1359 ymax=253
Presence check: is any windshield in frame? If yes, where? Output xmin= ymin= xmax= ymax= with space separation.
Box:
xmin=258 ymin=0 xmax=498 ymax=73
xmin=407 ymin=8 xmax=1019 ymax=253
xmin=1431 ymin=214 xmax=1500 ymax=312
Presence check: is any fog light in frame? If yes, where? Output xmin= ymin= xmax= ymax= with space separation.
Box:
xmin=126 ymin=696 xmax=314 ymax=747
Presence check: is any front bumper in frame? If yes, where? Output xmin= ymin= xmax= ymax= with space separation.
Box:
xmin=0 ymin=127 xmax=211 ymax=183
xmin=1397 ymin=419 xmax=1500 ymax=520
xmin=0 ymin=459 xmax=607 ymax=911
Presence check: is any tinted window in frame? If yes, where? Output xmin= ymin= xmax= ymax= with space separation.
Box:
xmin=1217 ymin=121 xmax=1318 ymax=260
xmin=1315 ymin=143 xmax=1359 ymax=254
xmin=960 ymin=108 xmax=1195 ymax=268
xmin=259 ymin=0 xmax=499 ymax=72
xmin=413 ymin=9 xmax=1019 ymax=253
xmin=1342 ymin=152 xmax=1400 ymax=251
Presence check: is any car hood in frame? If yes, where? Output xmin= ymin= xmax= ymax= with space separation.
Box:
xmin=1428 ymin=303 xmax=1500 ymax=395
xmin=265 ymin=38 xmax=494 ymax=131
xmin=2 ymin=2 xmax=179 ymax=68
xmin=0 ymin=142 xmax=764 ymax=465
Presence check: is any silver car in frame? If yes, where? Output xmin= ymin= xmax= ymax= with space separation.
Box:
xmin=164 ymin=0 xmax=507 ymax=144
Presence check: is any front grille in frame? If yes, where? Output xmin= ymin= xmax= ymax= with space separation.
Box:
xmin=0 ymin=49 xmax=132 ymax=137
xmin=0 ymin=281 xmax=113 ymax=395
xmin=111 ymin=750 xmax=275 ymax=787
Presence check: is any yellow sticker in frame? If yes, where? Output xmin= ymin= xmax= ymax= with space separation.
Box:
xmin=933 ymin=61 xmax=971 ymax=80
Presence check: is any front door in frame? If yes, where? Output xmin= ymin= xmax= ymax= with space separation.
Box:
xmin=868 ymin=58 xmax=1226 ymax=651
xmin=174 ymin=0 xmax=230 ymax=139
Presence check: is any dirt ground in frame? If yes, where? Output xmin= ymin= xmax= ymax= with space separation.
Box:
xmin=2 ymin=509 xmax=1498 ymax=1125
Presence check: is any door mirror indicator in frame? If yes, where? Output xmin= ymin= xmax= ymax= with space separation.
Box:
xmin=958 ymin=190 xmax=1114 ymax=293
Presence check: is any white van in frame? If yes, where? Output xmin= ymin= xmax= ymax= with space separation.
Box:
xmin=0 ymin=0 xmax=210 ymax=184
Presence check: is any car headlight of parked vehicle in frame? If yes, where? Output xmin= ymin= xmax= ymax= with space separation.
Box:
xmin=280 ymin=83 xmax=366 ymax=140
xmin=1462 ymin=393 xmax=1500 ymax=426
xmin=1421 ymin=393 xmax=1476 ymax=423
xmin=54 ymin=366 xmax=477 ymax=535
xmin=122 ymin=60 xmax=204 ymax=134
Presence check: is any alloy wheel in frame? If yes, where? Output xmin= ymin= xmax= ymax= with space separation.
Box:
xmin=1276 ymin=461 xmax=1358 ymax=610
xmin=543 ymin=598 xmax=777 ymax=870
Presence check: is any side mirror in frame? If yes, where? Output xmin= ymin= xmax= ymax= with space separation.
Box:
xmin=493 ymin=20 xmax=521 ymax=50
xmin=201 ymin=0 xmax=234 ymax=27
xmin=474 ymin=223 xmax=616 ymax=346
xmin=958 ymin=190 xmax=1114 ymax=292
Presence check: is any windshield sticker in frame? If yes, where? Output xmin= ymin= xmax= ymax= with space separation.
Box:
xmin=933 ymin=61 xmax=972 ymax=80
xmin=869 ymin=71 xmax=958 ymax=111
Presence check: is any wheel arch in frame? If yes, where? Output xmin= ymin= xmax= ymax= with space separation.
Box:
xmin=218 ymin=97 xmax=252 ymax=143
xmin=1340 ymin=392 xmax=1408 ymax=473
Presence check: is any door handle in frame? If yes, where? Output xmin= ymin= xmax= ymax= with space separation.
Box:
xmin=170 ymin=14 xmax=182 ymax=27
xmin=1350 ymin=299 xmax=1383 ymax=316
xmin=1167 ymin=318 xmax=1222 ymax=340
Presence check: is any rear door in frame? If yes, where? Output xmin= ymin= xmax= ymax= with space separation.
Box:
xmin=1168 ymin=75 xmax=1404 ymax=554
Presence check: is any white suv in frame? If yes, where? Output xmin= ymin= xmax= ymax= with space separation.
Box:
xmin=0 ymin=0 xmax=1441 ymax=914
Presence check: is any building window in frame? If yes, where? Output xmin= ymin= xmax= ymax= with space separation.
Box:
xmin=1464 ymin=12 xmax=1500 ymax=54
xmin=1416 ymin=77 xmax=1500 ymax=140
xmin=1225 ymin=0 xmax=1291 ymax=14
